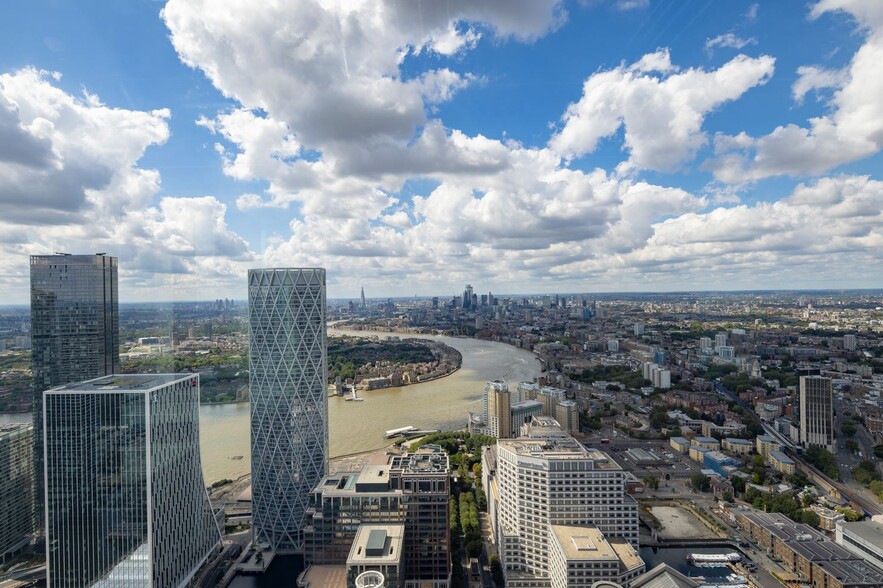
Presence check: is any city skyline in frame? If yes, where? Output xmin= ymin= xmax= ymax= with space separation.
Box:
xmin=0 ymin=1 xmax=882 ymax=303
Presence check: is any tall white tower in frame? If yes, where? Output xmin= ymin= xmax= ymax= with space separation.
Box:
xmin=249 ymin=268 xmax=328 ymax=553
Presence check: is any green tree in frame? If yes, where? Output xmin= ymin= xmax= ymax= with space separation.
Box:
xmin=643 ymin=476 xmax=660 ymax=490
xmin=846 ymin=439 xmax=859 ymax=453
xmin=841 ymin=422 xmax=857 ymax=437
xmin=472 ymin=463 xmax=482 ymax=479
xmin=804 ymin=446 xmax=840 ymax=480
xmin=490 ymin=554 xmax=505 ymax=587
xmin=691 ymin=473 xmax=711 ymax=492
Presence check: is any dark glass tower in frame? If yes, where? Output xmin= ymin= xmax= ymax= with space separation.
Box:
xmin=30 ymin=253 xmax=119 ymax=529
xmin=43 ymin=374 xmax=220 ymax=587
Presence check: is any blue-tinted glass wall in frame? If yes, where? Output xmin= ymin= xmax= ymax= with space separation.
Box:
xmin=30 ymin=253 xmax=120 ymax=528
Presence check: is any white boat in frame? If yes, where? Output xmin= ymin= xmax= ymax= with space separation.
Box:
xmin=687 ymin=553 xmax=741 ymax=565
xmin=385 ymin=425 xmax=417 ymax=438
xmin=345 ymin=387 xmax=364 ymax=401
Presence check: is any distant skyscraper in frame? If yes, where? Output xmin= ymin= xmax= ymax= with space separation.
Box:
xmin=360 ymin=285 xmax=366 ymax=311
xmin=462 ymin=284 xmax=473 ymax=309
xmin=30 ymin=253 xmax=119 ymax=528
xmin=0 ymin=423 xmax=34 ymax=561
xmin=249 ymin=268 xmax=328 ymax=553
xmin=43 ymin=374 xmax=220 ymax=587
xmin=799 ymin=375 xmax=834 ymax=452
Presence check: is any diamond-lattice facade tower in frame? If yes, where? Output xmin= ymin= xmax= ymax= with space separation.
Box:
xmin=249 ymin=268 xmax=328 ymax=553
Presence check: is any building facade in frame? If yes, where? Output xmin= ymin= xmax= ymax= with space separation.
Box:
xmin=303 ymin=446 xmax=450 ymax=587
xmin=44 ymin=374 xmax=220 ymax=587
xmin=799 ymin=376 xmax=834 ymax=452
xmin=30 ymin=253 xmax=119 ymax=525
xmin=0 ymin=424 xmax=34 ymax=561
xmin=249 ymin=268 xmax=328 ymax=553
xmin=490 ymin=417 xmax=640 ymax=587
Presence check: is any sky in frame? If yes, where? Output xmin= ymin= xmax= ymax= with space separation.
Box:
xmin=0 ymin=0 xmax=881 ymax=303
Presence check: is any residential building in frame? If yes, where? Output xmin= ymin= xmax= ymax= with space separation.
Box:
xmin=843 ymin=334 xmax=857 ymax=351
xmin=769 ymin=451 xmax=795 ymax=475
xmin=756 ymin=435 xmax=783 ymax=461
xmin=633 ymin=324 xmax=645 ymax=336
xmin=714 ymin=333 xmax=727 ymax=349
xmin=555 ymin=400 xmax=580 ymax=435
xmin=0 ymin=424 xmax=34 ymax=561
xmin=690 ymin=437 xmax=720 ymax=450
xmin=608 ymin=340 xmax=620 ymax=352
xmin=249 ymin=268 xmax=328 ymax=553
xmin=718 ymin=346 xmax=736 ymax=360
xmin=30 ymin=253 xmax=119 ymax=525
xmin=489 ymin=417 xmax=640 ymax=587
xmin=43 ymin=374 xmax=220 ymax=587
xmin=722 ymin=438 xmax=753 ymax=455
xmin=669 ymin=437 xmax=690 ymax=453
xmin=512 ymin=400 xmax=544 ymax=431
xmin=485 ymin=380 xmax=514 ymax=438
xmin=800 ymin=376 xmax=835 ymax=452
xmin=699 ymin=337 xmax=713 ymax=355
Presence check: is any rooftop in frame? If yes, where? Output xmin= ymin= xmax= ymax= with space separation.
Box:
xmin=347 ymin=524 xmax=404 ymax=566
xmin=298 ymin=565 xmax=347 ymax=588
xmin=47 ymin=374 xmax=193 ymax=393
xmin=814 ymin=559 xmax=883 ymax=585
xmin=511 ymin=399 xmax=543 ymax=411
xmin=839 ymin=520 xmax=883 ymax=546
xmin=769 ymin=451 xmax=794 ymax=465
xmin=725 ymin=438 xmax=753 ymax=445
xmin=551 ymin=525 xmax=618 ymax=562
xmin=631 ymin=563 xmax=699 ymax=588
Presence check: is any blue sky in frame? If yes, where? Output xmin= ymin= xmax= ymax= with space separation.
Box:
xmin=0 ymin=0 xmax=881 ymax=302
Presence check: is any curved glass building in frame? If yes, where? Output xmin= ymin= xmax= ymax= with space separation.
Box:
xmin=248 ymin=268 xmax=327 ymax=553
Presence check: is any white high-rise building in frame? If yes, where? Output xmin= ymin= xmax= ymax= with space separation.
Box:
xmin=714 ymin=333 xmax=727 ymax=350
xmin=843 ymin=334 xmax=857 ymax=351
xmin=487 ymin=417 xmax=641 ymax=587
xmin=718 ymin=345 xmax=735 ymax=361
xmin=633 ymin=323 xmax=645 ymax=336
xmin=249 ymin=268 xmax=328 ymax=553
xmin=799 ymin=376 xmax=834 ymax=452
xmin=43 ymin=374 xmax=220 ymax=587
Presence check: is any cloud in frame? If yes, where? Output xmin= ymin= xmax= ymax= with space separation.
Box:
xmin=616 ymin=0 xmax=650 ymax=10
xmin=0 ymin=67 xmax=256 ymax=302
xmin=549 ymin=49 xmax=775 ymax=172
xmin=0 ymin=67 xmax=170 ymax=225
xmin=708 ymin=1 xmax=883 ymax=183
xmin=705 ymin=33 xmax=757 ymax=56
xmin=162 ymin=0 xmax=566 ymax=151
xmin=792 ymin=65 xmax=849 ymax=103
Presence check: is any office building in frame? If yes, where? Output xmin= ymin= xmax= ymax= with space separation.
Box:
xmin=249 ymin=268 xmax=328 ymax=553
xmin=799 ymin=376 xmax=834 ymax=452
xmin=548 ymin=525 xmax=645 ymax=588
xmin=301 ymin=446 xmax=450 ymax=587
xmin=486 ymin=417 xmax=640 ymax=587
xmin=30 ymin=253 xmax=119 ymax=525
xmin=43 ymin=374 xmax=220 ymax=587
xmin=836 ymin=520 xmax=883 ymax=571
xmin=0 ymin=424 xmax=34 ymax=561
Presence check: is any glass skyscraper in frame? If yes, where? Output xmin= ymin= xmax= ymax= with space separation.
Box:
xmin=30 ymin=253 xmax=120 ymax=526
xmin=248 ymin=268 xmax=327 ymax=553
xmin=0 ymin=423 xmax=34 ymax=561
xmin=43 ymin=374 xmax=221 ymax=587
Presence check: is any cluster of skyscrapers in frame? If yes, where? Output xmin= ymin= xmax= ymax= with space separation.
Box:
xmin=469 ymin=380 xmax=579 ymax=439
xmin=18 ymin=254 xmax=221 ymax=586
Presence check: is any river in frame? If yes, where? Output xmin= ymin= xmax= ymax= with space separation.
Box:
xmin=2 ymin=331 xmax=541 ymax=484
